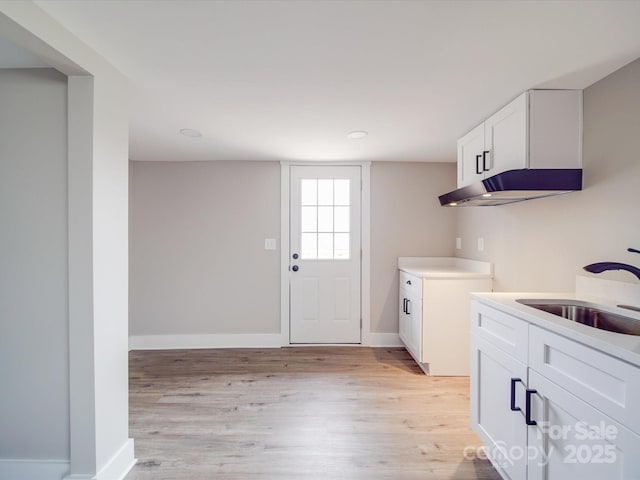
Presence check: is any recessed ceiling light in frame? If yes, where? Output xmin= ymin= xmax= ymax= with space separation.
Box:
xmin=179 ymin=128 xmax=202 ymax=138
xmin=347 ymin=130 xmax=368 ymax=140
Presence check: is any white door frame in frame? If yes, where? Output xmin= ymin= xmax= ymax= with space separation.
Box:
xmin=280 ymin=161 xmax=371 ymax=346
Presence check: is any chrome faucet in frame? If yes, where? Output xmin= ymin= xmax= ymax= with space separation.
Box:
xmin=583 ymin=248 xmax=640 ymax=281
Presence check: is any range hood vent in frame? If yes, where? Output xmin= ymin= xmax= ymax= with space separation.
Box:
xmin=439 ymin=169 xmax=582 ymax=207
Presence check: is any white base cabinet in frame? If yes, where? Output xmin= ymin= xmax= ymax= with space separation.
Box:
xmin=399 ymin=270 xmax=492 ymax=376
xmin=471 ymin=301 xmax=640 ymax=480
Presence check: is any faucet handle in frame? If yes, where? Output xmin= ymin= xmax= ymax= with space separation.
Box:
xmin=628 ymin=248 xmax=640 ymax=254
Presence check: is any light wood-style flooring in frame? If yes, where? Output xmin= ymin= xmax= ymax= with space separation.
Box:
xmin=125 ymin=347 xmax=500 ymax=480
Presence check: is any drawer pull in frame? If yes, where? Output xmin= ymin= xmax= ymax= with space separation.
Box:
xmin=510 ymin=378 xmax=523 ymax=411
xmin=406 ymin=299 xmax=411 ymax=315
xmin=525 ymin=389 xmax=538 ymax=426
xmin=403 ymin=298 xmax=407 ymax=314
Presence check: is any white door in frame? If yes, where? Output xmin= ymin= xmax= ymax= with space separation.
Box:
xmin=289 ymin=165 xmax=361 ymax=344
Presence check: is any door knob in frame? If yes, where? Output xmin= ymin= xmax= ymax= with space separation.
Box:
xmin=292 ymin=265 xmax=299 ymax=272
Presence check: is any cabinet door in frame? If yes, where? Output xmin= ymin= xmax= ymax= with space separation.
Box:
xmin=457 ymin=123 xmax=486 ymax=188
xmin=471 ymin=334 xmax=528 ymax=480
xmin=399 ymin=273 xmax=422 ymax=362
xmin=527 ymin=370 xmax=640 ymax=480
xmin=398 ymin=286 xmax=420 ymax=361
xmin=399 ymin=287 xmax=410 ymax=348
xmin=484 ymin=92 xmax=528 ymax=176
xmin=405 ymin=290 xmax=422 ymax=361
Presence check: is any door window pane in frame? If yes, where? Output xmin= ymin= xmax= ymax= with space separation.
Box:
xmin=317 ymin=179 xmax=334 ymax=205
xmin=334 ymin=179 xmax=350 ymax=206
xmin=301 ymin=179 xmax=317 ymax=205
xmin=334 ymin=206 xmax=349 ymax=232
xmin=301 ymin=206 xmax=317 ymax=232
xmin=317 ymin=233 xmax=333 ymax=259
xmin=317 ymin=206 xmax=333 ymax=232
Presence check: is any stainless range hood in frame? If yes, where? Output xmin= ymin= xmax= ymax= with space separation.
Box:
xmin=438 ymin=169 xmax=583 ymax=207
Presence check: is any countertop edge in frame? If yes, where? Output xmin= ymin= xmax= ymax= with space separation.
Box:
xmin=399 ymin=266 xmax=493 ymax=279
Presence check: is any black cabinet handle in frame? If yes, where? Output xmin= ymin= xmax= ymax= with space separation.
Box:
xmin=510 ymin=378 xmax=522 ymax=411
xmin=482 ymin=150 xmax=490 ymax=172
xmin=403 ymin=298 xmax=407 ymax=314
xmin=525 ymin=389 xmax=538 ymax=426
xmin=476 ymin=154 xmax=482 ymax=175
xmin=406 ymin=299 xmax=411 ymax=315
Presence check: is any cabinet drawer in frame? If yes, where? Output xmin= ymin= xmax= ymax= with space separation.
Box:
xmin=529 ymin=325 xmax=640 ymax=436
xmin=399 ymin=271 xmax=421 ymax=297
xmin=471 ymin=301 xmax=528 ymax=364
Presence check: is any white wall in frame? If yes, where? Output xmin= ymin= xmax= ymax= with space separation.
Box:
xmin=129 ymin=161 xmax=281 ymax=339
xmin=0 ymin=68 xmax=69 ymax=461
xmin=455 ymin=58 xmax=640 ymax=291
xmin=130 ymin=160 xmax=456 ymax=342
xmin=0 ymin=3 xmax=133 ymax=479
xmin=370 ymin=162 xmax=457 ymax=333
xmin=91 ymin=70 xmax=131 ymax=476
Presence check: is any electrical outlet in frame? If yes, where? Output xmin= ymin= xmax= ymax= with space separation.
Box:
xmin=264 ymin=238 xmax=277 ymax=250
xmin=456 ymin=237 xmax=462 ymax=250
xmin=477 ymin=237 xmax=484 ymax=252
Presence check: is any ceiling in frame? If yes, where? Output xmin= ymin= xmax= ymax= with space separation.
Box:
xmin=33 ymin=0 xmax=640 ymax=163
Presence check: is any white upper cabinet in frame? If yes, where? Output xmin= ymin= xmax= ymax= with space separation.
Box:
xmin=457 ymin=123 xmax=486 ymax=187
xmin=457 ymin=90 xmax=582 ymax=188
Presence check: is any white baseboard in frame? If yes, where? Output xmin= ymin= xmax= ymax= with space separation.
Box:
xmin=367 ymin=332 xmax=402 ymax=347
xmin=129 ymin=333 xmax=283 ymax=350
xmin=130 ymin=333 xmax=401 ymax=350
xmin=95 ymin=438 xmax=135 ymax=480
xmin=0 ymin=458 xmax=70 ymax=480
xmin=63 ymin=438 xmax=135 ymax=480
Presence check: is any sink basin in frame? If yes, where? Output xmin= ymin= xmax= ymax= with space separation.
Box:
xmin=516 ymin=299 xmax=640 ymax=336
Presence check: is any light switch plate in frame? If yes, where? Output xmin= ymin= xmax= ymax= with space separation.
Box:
xmin=456 ymin=237 xmax=462 ymax=250
xmin=477 ymin=237 xmax=484 ymax=252
xmin=264 ymin=238 xmax=277 ymax=250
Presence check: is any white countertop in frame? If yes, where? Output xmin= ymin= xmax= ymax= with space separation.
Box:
xmin=471 ymin=291 xmax=640 ymax=367
xmin=398 ymin=257 xmax=493 ymax=279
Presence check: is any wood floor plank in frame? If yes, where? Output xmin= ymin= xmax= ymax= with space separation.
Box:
xmin=125 ymin=347 xmax=500 ymax=480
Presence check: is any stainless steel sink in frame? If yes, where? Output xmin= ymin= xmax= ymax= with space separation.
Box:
xmin=516 ymin=299 xmax=640 ymax=336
